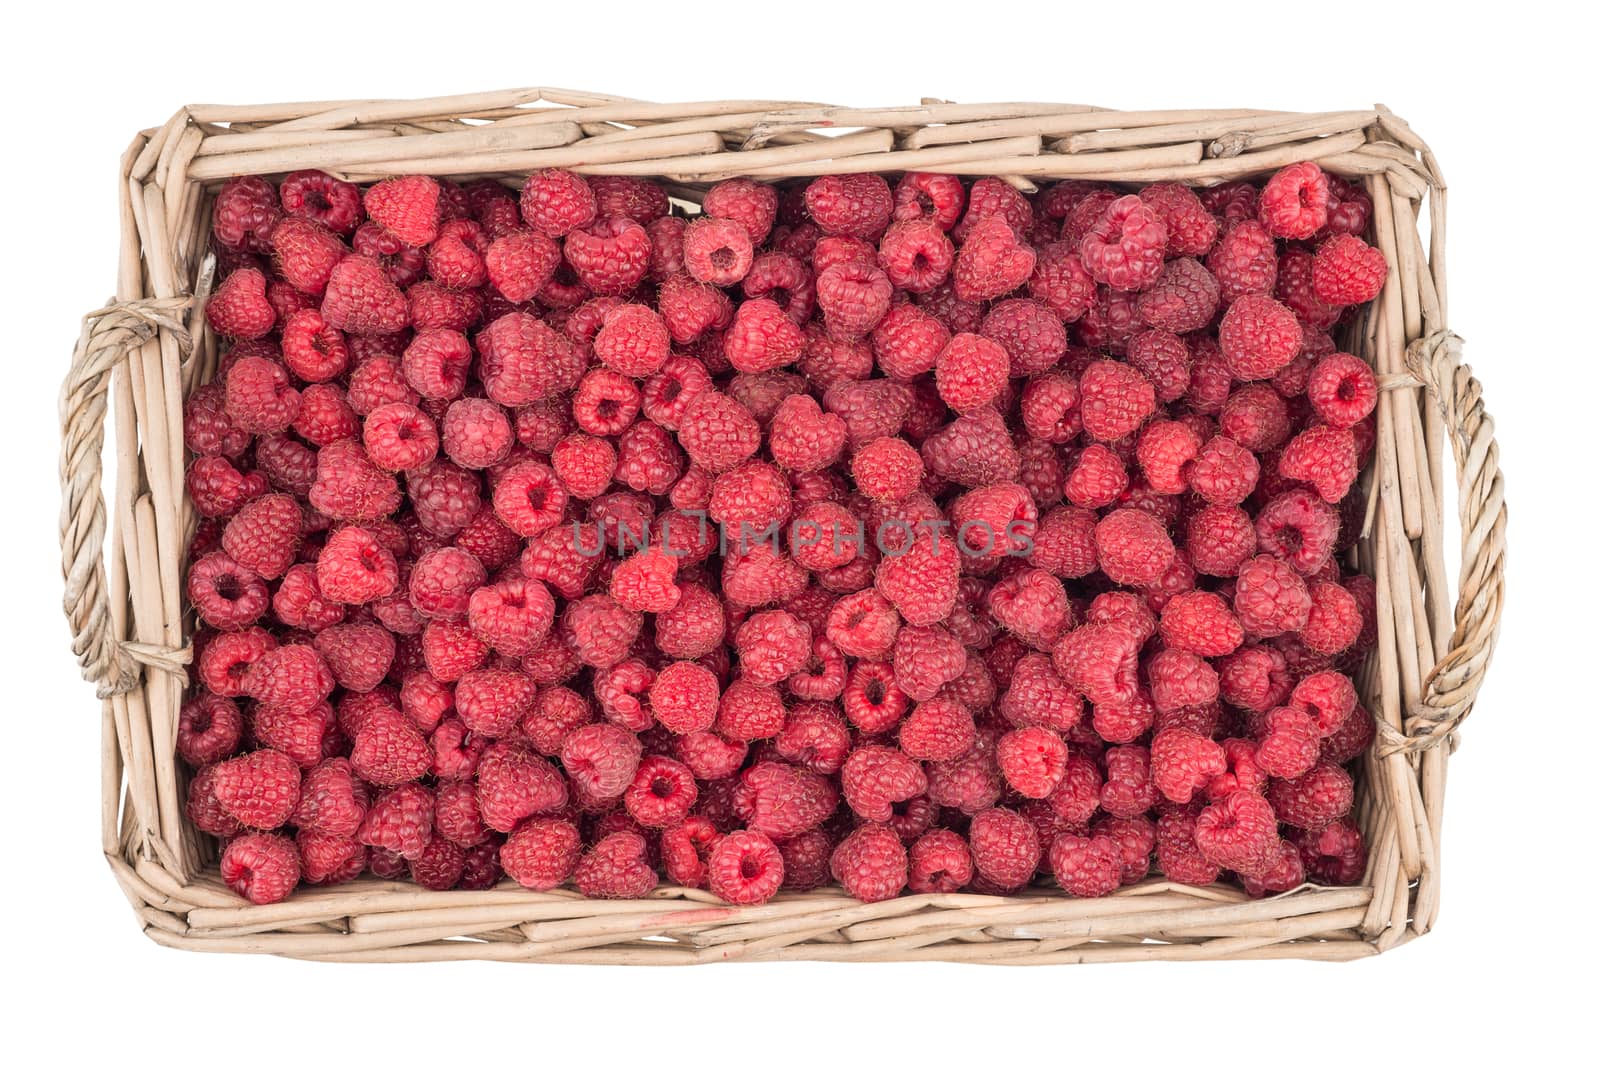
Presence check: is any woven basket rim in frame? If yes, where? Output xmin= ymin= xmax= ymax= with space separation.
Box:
xmin=62 ymin=90 xmax=1505 ymax=964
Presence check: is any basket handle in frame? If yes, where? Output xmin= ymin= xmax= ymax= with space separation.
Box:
xmin=60 ymin=298 xmax=195 ymax=698
xmin=1379 ymin=331 xmax=1506 ymax=756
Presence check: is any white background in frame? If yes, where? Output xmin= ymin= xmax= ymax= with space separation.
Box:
xmin=3 ymin=3 xmax=1592 ymax=1060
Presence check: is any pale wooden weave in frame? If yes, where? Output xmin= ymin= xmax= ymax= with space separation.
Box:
xmin=60 ymin=88 xmax=1504 ymax=963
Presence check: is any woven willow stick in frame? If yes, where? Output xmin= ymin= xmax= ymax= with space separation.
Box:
xmin=65 ymin=92 xmax=1504 ymax=964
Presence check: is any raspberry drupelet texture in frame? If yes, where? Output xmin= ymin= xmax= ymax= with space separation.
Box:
xmin=190 ymin=164 xmax=1384 ymax=906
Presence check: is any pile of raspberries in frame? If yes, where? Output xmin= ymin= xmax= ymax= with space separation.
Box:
xmin=186 ymin=159 xmax=1385 ymax=907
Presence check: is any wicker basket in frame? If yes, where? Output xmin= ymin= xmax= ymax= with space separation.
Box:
xmin=60 ymin=88 xmax=1505 ymax=964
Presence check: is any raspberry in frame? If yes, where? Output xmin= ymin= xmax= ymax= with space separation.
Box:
xmin=813 ymin=261 xmax=890 ymax=341
xmin=824 ymin=377 xmax=913 ymax=447
xmin=661 ymin=816 xmax=720 ymax=888
xmin=894 ymin=172 xmax=967 ymax=230
xmin=700 ymin=178 xmax=777 ymax=244
xmin=934 ymin=332 xmax=1009 ymax=413
xmin=1301 ymin=581 xmax=1362 ymax=656
xmin=986 ymin=568 xmax=1070 ymax=648
xmin=556 ymin=721 xmax=641 ymax=801
xmin=734 ymin=609 xmax=811 ymax=686
xmin=1079 ymin=195 xmax=1166 ymax=291
xmin=213 ymin=176 xmax=282 ymax=253
xmin=1297 ymin=818 xmax=1367 ymax=885
xmin=1186 ymin=435 xmax=1259 ymax=507
xmin=956 ymin=177 xmax=1033 ymax=241
xmin=644 ymin=661 xmax=716 ymax=735
xmin=348 ymin=708 xmax=430 ymax=786
xmin=608 ymin=546 xmax=681 ymax=614
xmin=516 ymin=171 xmax=595 ymax=238
xmin=1049 ymin=833 xmax=1123 ymax=898
xmin=830 ymin=824 xmax=908 ymax=902
xmin=841 ymin=744 xmax=926 ymax=821
xmin=359 ymin=401 xmax=437 ymax=472
xmin=1269 ymin=762 xmax=1353 ymax=831
xmin=485 ymin=230 xmax=562 ymax=302
xmin=407 ymin=461 xmax=484 ymax=539
xmin=306 ymin=621 xmax=391 ymax=692
xmin=1257 ymin=706 xmax=1322 ymax=779
xmin=220 ymin=832 xmax=301 ymax=904
xmin=1139 ymin=183 xmax=1219 ymax=256
xmin=564 ymin=217 xmax=650 ymax=296
xmin=571 ymin=832 xmax=657 ymax=899
xmin=908 ymin=829 xmax=975 ymax=893
xmin=998 ymin=652 xmax=1083 ymax=732
xmin=209 ymin=748 xmax=301 ymax=833
xmin=1078 ymin=359 xmax=1156 ymax=442
xmin=1051 ymin=622 xmax=1141 ymax=708
xmin=1218 ymin=294 xmax=1302 ymax=380
xmin=477 ymin=312 xmax=583 ymax=406
xmin=898 ymin=695 xmax=977 ymax=761
xmin=1207 ymin=220 xmax=1278 ymax=304
xmin=1151 ymin=727 xmax=1226 ymax=803
xmin=704 ymin=829 xmax=784 ymax=905
xmin=1159 ymin=591 xmax=1245 ymax=658
xmin=1257 ymin=162 xmax=1329 ymax=239
xmin=678 ymin=390 xmax=761 ymax=474
xmin=222 ymin=355 xmax=301 ymax=435
xmin=1274 ymin=248 xmax=1341 ymax=330
xmin=805 ymin=174 xmax=893 ymax=240
xmin=1194 ymin=791 xmax=1279 ymax=873
xmin=892 ymin=624 xmax=968 ymax=702
xmin=1232 ymin=554 xmax=1312 ymax=637
xmin=709 ymin=461 xmax=792 ymax=535
xmin=1152 ymin=809 xmax=1220 ymax=885
xmin=1093 ymin=508 xmax=1175 ymax=587
xmin=968 ymin=807 xmax=1041 ymax=890
xmin=844 ymin=437 xmax=920 ymax=503
xmin=1218 ymin=384 xmax=1290 ymax=453
xmin=1279 ymin=424 xmax=1359 ymax=503
xmin=996 ymin=725 xmax=1069 ymax=799
xmin=358 ymin=175 xmax=437 ymax=247
xmin=177 ymin=691 xmax=244 ymax=767
xmin=1135 ymin=419 xmax=1202 ymax=495
xmin=313 ymin=525 xmax=396 ymax=605
xmin=1060 ymin=444 xmax=1125 ymax=510
xmin=1028 ymin=241 xmax=1097 ymax=322
xmin=355 ymin=782 xmax=434 ymax=860
xmin=618 ymin=754 xmax=697 ymax=828
xmin=205 ymin=267 xmax=277 ymax=340
xmin=1255 ymin=489 xmax=1340 ymax=575
xmin=874 ymin=530 xmax=960 ymax=626
xmin=520 ymin=686 xmax=592 ymax=757
xmin=400 ymin=329 xmax=471 ymax=401
xmin=1306 ymin=352 xmax=1378 ymax=430
xmin=239 ymin=641 xmax=334 ymax=716
xmin=878 ymin=219 xmax=954 ymax=293
xmin=419 ymin=617 xmax=489 ymax=681
xmin=318 ymin=255 xmax=409 ymax=336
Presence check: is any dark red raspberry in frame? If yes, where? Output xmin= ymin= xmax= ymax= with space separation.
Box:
xmin=1079 ymin=195 xmax=1167 ymax=291
xmin=1207 ymin=220 xmax=1278 ymax=303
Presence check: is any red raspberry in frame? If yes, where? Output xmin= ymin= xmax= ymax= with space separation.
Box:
xmin=877 ymin=219 xmax=954 ymax=293
xmin=485 ymin=230 xmax=562 ymax=302
xmin=953 ymin=215 xmax=1036 ymax=302
xmin=830 ymin=824 xmax=908 ymax=902
xmin=661 ymin=816 xmax=720 ymax=888
xmin=1144 ymin=648 xmax=1216 ymax=713
xmin=998 ymin=652 xmax=1082 ymax=731
xmin=1060 ymin=444 xmax=1125 ymax=510
xmin=1093 ymin=507 xmax=1175 ymax=587
xmin=223 ymin=355 xmax=301 ymax=435
xmin=1028 ymin=241 xmax=1097 ymax=322
xmin=282 ymin=174 xmax=362 ymax=237
xmin=289 ymin=758 xmax=368 ymax=837
xmin=313 ymin=525 xmax=396 ymax=605
xmin=644 ymin=660 xmax=715 ymax=734
xmin=184 ymin=382 xmax=251 ymax=458
xmin=1306 ymin=353 xmax=1378 ymax=429
xmin=805 ymin=174 xmax=893 ymax=239
xmin=357 ymin=782 xmax=434 ymax=860
xmin=211 ymin=748 xmax=301 ymax=831
xmin=1301 ymin=581 xmax=1362 ymax=655
xmin=812 ymin=261 xmax=890 ymax=341
xmin=560 ymin=593 xmax=639 ymax=668
xmin=1207 ymin=220 xmax=1278 ymax=303
xmin=213 ymin=176 xmax=282 ymax=253
xmin=1079 ymin=195 xmax=1167 ymax=291
xmin=934 ymin=332 xmax=1008 ymax=413
xmin=572 ymin=832 xmax=657 ymax=899
xmin=520 ymin=170 xmax=597 ymax=237
xmin=1050 ymin=621 xmax=1141 ymax=708
xmin=955 ymin=177 xmax=1033 ymax=241
xmin=734 ymin=762 xmax=833 ymax=841
xmin=977 ymin=301 xmax=1063 ymax=379
xmin=1135 ymin=420 xmax=1202 ymax=495
xmin=1079 ymin=359 xmax=1156 ymax=441
xmin=206 ymin=267 xmax=277 ymax=339
xmin=470 ymin=738 xmax=564 ymax=833
xmin=1098 ymin=745 xmax=1157 ymax=819
xmin=996 ymin=725 xmax=1069 ymax=799
xmin=898 ymin=695 xmax=977 ymax=761
xmin=554 ymin=721 xmax=639 ymax=801
xmin=1154 ymin=809 xmax=1220 ymax=885
xmin=215 ymin=492 xmax=299 ymax=582
xmin=841 ymin=744 xmax=926 ymax=822
xmin=706 ymin=676 xmax=778 ymax=740
xmin=1279 ymin=424 xmax=1359 ymax=503
xmin=239 ymin=641 xmax=334 ymax=715
xmin=1049 ymin=833 xmax=1123 ymax=898
xmin=1186 ymin=436 xmax=1259 ymax=507
xmin=891 ymin=624 xmax=968 ymax=703
xmin=364 ymin=175 xmax=439 ymax=247
xmin=704 ymin=829 xmax=784 ymax=905
xmin=894 ymin=172 xmax=967 ymax=230
xmin=1151 ymin=727 xmax=1226 ymax=804
xmin=619 ymin=754 xmax=697 ymax=828
xmin=220 ymin=832 xmax=300 ymax=904
xmin=874 ymin=530 xmax=961 ymax=626
xmin=1139 ymin=183 xmax=1219 ymax=256
xmin=177 ymin=692 xmax=244 ymax=767
xmin=519 ymin=686 xmax=592 ymax=758
xmin=320 ymin=255 xmax=409 ymax=336
xmin=675 ymin=390 xmax=760 ymax=474
xmin=359 ymin=401 xmax=437 ymax=472
xmin=1257 ymin=161 xmax=1329 ymax=239
xmin=1194 ymin=790 xmax=1279 ymax=873
xmin=420 ymin=618 xmax=489 ymax=681
xmin=398 ymin=328 xmax=470 ymax=401
xmin=589 ymin=176 xmax=668 ymax=223
xmin=565 ymin=217 xmax=650 ymax=296
xmin=477 ymin=312 xmax=581 ymax=405
xmin=187 ymin=764 xmax=242 ymax=836
xmin=844 ymin=436 xmax=919 ymax=503
xmin=1257 ymin=706 xmax=1322 ymax=779
xmin=1312 ymin=233 xmax=1386 ymax=306
xmin=588 ymin=304 xmax=668 ymax=379
xmin=734 ymin=609 xmax=811 ymax=687
xmin=1254 ymin=489 xmax=1340 ymax=575
xmin=986 ymin=568 xmax=1070 ymax=648
xmin=348 ymin=708 xmax=429 ymax=786
xmin=1218 ymin=294 xmax=1302 ymax=380
xmin=968 ymin=807 xmax=1040 ymax=890
xmin=1269 ymin=762 xmax=1354 ymax=832
xmin=305 ymin=620 xmax=391 ymax=692
xmin=908 ymin=828 xmax=975 ymax=893
xmin=1297 ymin=818 xmax=1367 ymax=885
xmin=406 ymin=545 xmax=484 ymax=621
xmin=700 ymin=177 xmax=777 ymax=244
xmin=451 ymin=667 xmax=532 ymax=739
xmin=1158 ymin=591 xmax=1245 ymax=658
xmin=1218 ymin=384 xmax=1290 ymax=453
xmin=1233 ymin=554 xmax=1313 ymax=637
xmin=1273 ymin=248 xmax=1340 ymax=330
xmin=605 ymin=546 xmax=679 ymax=613
xmin=1133 ymin=261 xmax=1218 ymax=341
xmin=1120 ymin=332 xmax=1189 ymax=407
